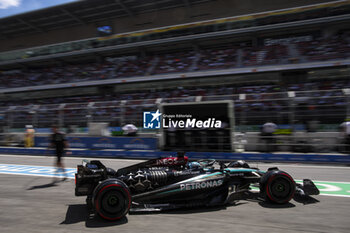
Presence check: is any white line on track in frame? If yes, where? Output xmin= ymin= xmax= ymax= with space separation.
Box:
xmin=294 ymin=180 xmax=350 ymax=185
xmin=0 ymin=154 xmax=143 ymax=162
xmin=0 ymin=172 xmax=74 ymax=179
xmin=0 ymin=163 xmax=76 ymax=168
xmin=320 ymin=194 xmax=350 ymax=198
xmin=259 ymin=163 xmax=350 ymax=169
xmin=313 ymin=180 xmax=350 ymax=184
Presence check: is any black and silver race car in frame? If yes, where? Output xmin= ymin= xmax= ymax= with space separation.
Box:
xmin=75 ymin=152 xmax=319 ymax=220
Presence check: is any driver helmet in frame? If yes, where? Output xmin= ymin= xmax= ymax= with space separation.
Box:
xmin=229 ymin=160 xmax=250 ymax=168
xmin=187 ymin=162 xmax=201 ymax=170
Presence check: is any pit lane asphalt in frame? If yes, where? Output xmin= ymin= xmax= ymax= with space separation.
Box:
xmin=0 ymin=154 xmax=349 ymax=233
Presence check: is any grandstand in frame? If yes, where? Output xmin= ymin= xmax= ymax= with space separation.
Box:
xmin=2 ymin=3 xmax=350 ymax=233
xmin=1 ymin=0 xmax=350 ymax=153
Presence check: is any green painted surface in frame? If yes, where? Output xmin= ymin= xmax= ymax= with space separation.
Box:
xmin=252 ymin=180 xmax=350 ymax=197
xmin=312 ymin=181 xmax=350 ymax=197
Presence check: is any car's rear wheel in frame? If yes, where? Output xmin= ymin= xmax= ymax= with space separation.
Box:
xmin=93 ymin=179 xmax=131 ymax=220
xmin=260 ymin=170 xmax=295 ymax=204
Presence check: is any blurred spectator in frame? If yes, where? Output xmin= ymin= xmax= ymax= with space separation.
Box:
xmin=339 ymin=120 xmax=350 ymax=153
xmin=152 ymin=51 xmax=195 ymax=74
xmin=261 ymin=121 xmax=277 ymax=152
xmin=122 ymin=124 xmax=138 ymax=136
xmin=25 ymin=125 xmax=35 ymax=147
xmin=1 ymin=35 xmax=350 ymax=90
xmin=197 ymin=48 xmax=237 ymax=70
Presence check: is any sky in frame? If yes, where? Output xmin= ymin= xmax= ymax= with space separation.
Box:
xmin=0 ymin=0 xmax=79 ymax=18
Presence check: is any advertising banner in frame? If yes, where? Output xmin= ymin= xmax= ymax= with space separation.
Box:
xmin=34 ymin=136 xmax=157 ymax=150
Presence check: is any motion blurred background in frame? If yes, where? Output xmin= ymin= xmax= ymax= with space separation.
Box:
xmin=0 ymin=0 xmax=350 ymax=154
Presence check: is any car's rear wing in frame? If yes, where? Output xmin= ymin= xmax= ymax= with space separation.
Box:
xmin=75 ymin=160 xmax=107 ymax=196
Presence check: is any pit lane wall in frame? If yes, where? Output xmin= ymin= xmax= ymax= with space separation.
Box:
xmin=34 ymin=136 xmax=157 ymax=150
xmin=0 ymin=147 xmax=349 ymax=164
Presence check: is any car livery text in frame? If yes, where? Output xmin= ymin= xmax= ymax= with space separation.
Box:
xmin=180 ymin=179 xmax=223 ymax=191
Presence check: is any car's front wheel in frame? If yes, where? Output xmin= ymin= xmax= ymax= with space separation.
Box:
xmin=260 ymin=170 xmax=295 ymax=204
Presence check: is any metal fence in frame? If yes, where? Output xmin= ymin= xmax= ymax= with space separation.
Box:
xmin=0 ymin=89 xmax=349 ymax=130
xmin=1 ymin=88 xmax=350 ymax=153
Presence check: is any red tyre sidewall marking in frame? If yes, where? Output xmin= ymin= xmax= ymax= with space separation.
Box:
xmin=266 ymin=173 xmax=295 ymax=203
xmin=95 ymin=184 xmax=131 ymax=220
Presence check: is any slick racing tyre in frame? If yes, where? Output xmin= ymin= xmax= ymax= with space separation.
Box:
xmin=93 ymin=179 xmax=131 ymax=221
xmin=260 ymin=170 xmax=295 ymax=204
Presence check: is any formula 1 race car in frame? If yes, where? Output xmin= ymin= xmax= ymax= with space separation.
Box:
xmin=75 ymin=152 xmax=319 ymax=220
